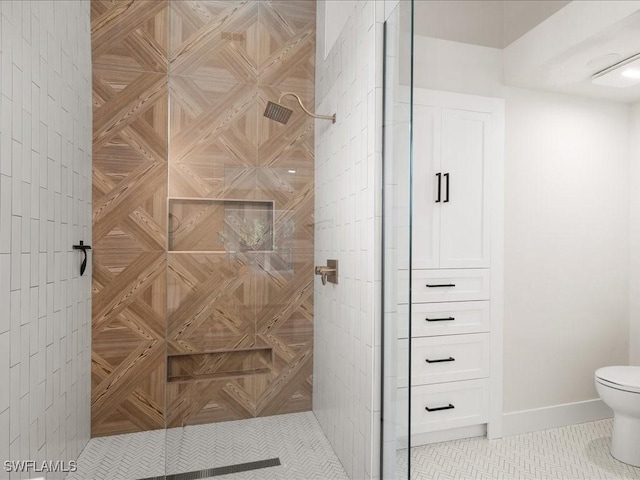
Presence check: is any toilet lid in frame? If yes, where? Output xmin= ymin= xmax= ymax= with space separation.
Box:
xmin=595 ymin=366 xmax=640 ymax=393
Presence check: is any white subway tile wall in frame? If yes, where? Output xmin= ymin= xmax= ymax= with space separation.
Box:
xmin=314 ymin=2 xmax=385 ymax=479
xmin=0 ymin=1 xmax=92 ymax=478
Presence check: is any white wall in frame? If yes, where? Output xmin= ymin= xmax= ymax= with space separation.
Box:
xmin=412 ymin=29 xmax=632 ymax=423
xmin=0 ymin=1 xmax=92 ymax=477
xmin=323 ymin=0 xmax=357 ymax=59
xmin=504 ymin=87 xmax=630 ymax=413
xmin=412 ymin=36 xmax=504 ymax=98
xmin=314 ymin=1 xmax=383 ymax=479
xmin=629 ymin=102 xmax=640 ymax=366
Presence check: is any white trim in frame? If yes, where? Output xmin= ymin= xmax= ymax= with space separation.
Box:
xmin=397 ymin=424 xmax=487 ymax=449
xmin=502 ymin=399 xmax=613 ymax=437
xmin=488 ymin=95 xmax=505 ymax=440
xmin=413 ymin=89 xmax=505 ymax=114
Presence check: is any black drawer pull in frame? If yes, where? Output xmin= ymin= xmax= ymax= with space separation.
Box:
xmin=425 ymin=316 xmax=455 ymax=322
xmin=426 ymin=283 xmax=456 ymax=288
xmin=425 ymin=404 xmax=455 ymax=412
xmin=425 ymin=357 xmax=455 ymax=363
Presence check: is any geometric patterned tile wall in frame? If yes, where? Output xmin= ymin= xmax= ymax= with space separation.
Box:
xmin=91 ymin=0 xmax=316 ymax=436
xmin=91 ymin=0 xmax=169 ymax=437
xmin=166 ymin=0 xmax=316 ymax=427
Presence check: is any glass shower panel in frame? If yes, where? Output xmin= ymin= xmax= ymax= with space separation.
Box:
xmin=381 ymin=1 xmax=414 ymax=478
xmin=164 ymin=1 xmax=316 ymax=478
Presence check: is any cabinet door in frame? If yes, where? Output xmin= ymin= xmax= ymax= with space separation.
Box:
xmin=439 ymin=108 xmax=491 ymax=268
xmin=412 ymin=104 xmax=441 ymax=269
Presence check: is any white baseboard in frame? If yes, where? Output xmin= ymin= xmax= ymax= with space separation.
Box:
xmin=502 ymin=398 xmax=613 ymax=437
xmin=397 ymin=423 xmax=487 ymax=448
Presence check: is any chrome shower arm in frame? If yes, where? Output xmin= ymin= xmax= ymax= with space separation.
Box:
xmin=277 ymin=92 xmax=336 ymax=123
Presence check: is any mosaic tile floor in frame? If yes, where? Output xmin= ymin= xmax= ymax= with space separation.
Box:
xmin=69 ymin=415 xmax=640 ymax=479
xmin=67 ymin=412 xmax=348 ymax=480
xmin=397 ymin=419 xmax=640 ymax=480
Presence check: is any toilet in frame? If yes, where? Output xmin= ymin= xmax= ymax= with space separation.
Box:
xmin=595 ymin=366 xmax=640 ymax=467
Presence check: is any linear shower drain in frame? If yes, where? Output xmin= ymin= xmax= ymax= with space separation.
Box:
xmin=137 ymin=458 xmax=281 ymax=480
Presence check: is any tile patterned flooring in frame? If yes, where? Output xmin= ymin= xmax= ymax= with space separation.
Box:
xmin=397 ymin=419 xmax=640 ymax=480
xmin=69 ymin=416 xmax=640 ymax=479
xmin=67 ymin=412 xmax=348 ymax=480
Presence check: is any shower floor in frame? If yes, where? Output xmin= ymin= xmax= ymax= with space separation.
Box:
xmin=67 ymin=412 xmax=349 ymax=480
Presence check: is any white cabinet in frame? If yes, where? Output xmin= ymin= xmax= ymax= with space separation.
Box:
xmin=401 ymin=89 xmax=504 ymax=446
xmin=398 ymin=334 xmax=491 ymax=388
xmin=412 ymin=105 xmax=441 ymax=269
xmin=398 ymin=379 xmax=490 ymax=435
xmin=407 ymin=301 xmax=491 ymax=338
xmin=412 ymin=269 xmax=491 ymax=303
xmin=413 ymin=96 xmax=494 ymax=269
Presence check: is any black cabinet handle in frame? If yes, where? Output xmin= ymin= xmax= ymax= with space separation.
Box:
xmin=444 ymin=173 xmax=450 ymax=202
xmin=426 ymin=284 xmax=455 ymax=288
xmin=425 ymin=357 xmax=455 ymax=363
xmin=435 ymin=173 xmax=441 ymax=203
xmin=425 ymin=316 xmax=455 ymax=322
xmin=425 ymin=404 xmax=455 ymax=412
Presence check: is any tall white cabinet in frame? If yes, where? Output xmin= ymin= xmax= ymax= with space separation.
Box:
xmin=398 ymin=89 xmax=504 ymax=446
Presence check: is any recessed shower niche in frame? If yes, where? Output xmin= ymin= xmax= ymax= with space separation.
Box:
xmin=168 ymin=198 xmax=275 ymax=253
xmin=167 ymin=346 xmax=274 ymax=384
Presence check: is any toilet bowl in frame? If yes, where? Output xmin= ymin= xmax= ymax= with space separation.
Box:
xmin=595 ymin=366 xmax=640 ymax=467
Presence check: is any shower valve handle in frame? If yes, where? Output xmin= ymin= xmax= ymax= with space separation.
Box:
xmin=315 ymin=260 xmax=339 ymax=286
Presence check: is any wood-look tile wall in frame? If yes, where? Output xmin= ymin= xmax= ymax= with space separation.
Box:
xmin=91 ymin=0 xmax=315 ymax=436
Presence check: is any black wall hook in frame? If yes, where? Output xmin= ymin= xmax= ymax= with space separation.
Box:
xmin=73 ymin=241 xmax=92 ymax=276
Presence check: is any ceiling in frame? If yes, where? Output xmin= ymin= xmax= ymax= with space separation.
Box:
xmin=504 ymin=2 xmax=640 ymax=103
xmin=413 ymin=0 xmax=570 ymax=49
xmin=414 ymin=0 xmax=640 ymax=103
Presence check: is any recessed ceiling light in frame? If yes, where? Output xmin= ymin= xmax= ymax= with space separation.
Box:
xmin=592 ymin=53 xmax=640 ymax=88
xmin=288 ymin=169 xmax=296 ymax=174
xmin=621 ymin=69 xmax=640 ymax=79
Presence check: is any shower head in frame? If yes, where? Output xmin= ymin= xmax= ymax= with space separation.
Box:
xmin=263 ymin=92 xmax=336 ymax=124
xmin=263 ymin=101 xmax=294 ymax=125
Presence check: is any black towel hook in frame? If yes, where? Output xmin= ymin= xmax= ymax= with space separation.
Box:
xmin=73 ymin=241 xmax=92 ymax=276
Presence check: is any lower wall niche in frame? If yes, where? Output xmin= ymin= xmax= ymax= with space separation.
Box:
xmin=167 ymin=347 xmax=274 ymax=384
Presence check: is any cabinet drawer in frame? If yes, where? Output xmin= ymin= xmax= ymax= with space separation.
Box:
xmin=397 ymin=334 xmax=490 ymax=388
xmin=412 ymin=269 xmax=490 ymax=303
xmin=398 ymin=301 xmax=490 ymax=338
xmin=397 ymin=379 xmax=489 ymax=434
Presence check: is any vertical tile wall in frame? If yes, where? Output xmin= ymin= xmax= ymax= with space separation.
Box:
xmin=0 ymin=1 xmax=92 ymax=478
xmin=313 ymin=2 xmax=384 ymax=479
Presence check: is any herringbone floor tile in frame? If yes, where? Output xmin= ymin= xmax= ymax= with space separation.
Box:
xmin=67 ymin=412 xmax=348 ymax=480
xmin=397 ymin=419 xmax=640 ymax=480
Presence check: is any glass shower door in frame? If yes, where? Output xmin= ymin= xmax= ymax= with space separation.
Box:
xmin=164 ymin=1 xmax=317 ymax=479
xmin=381 ymin=1 xmax=414 ymax=478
